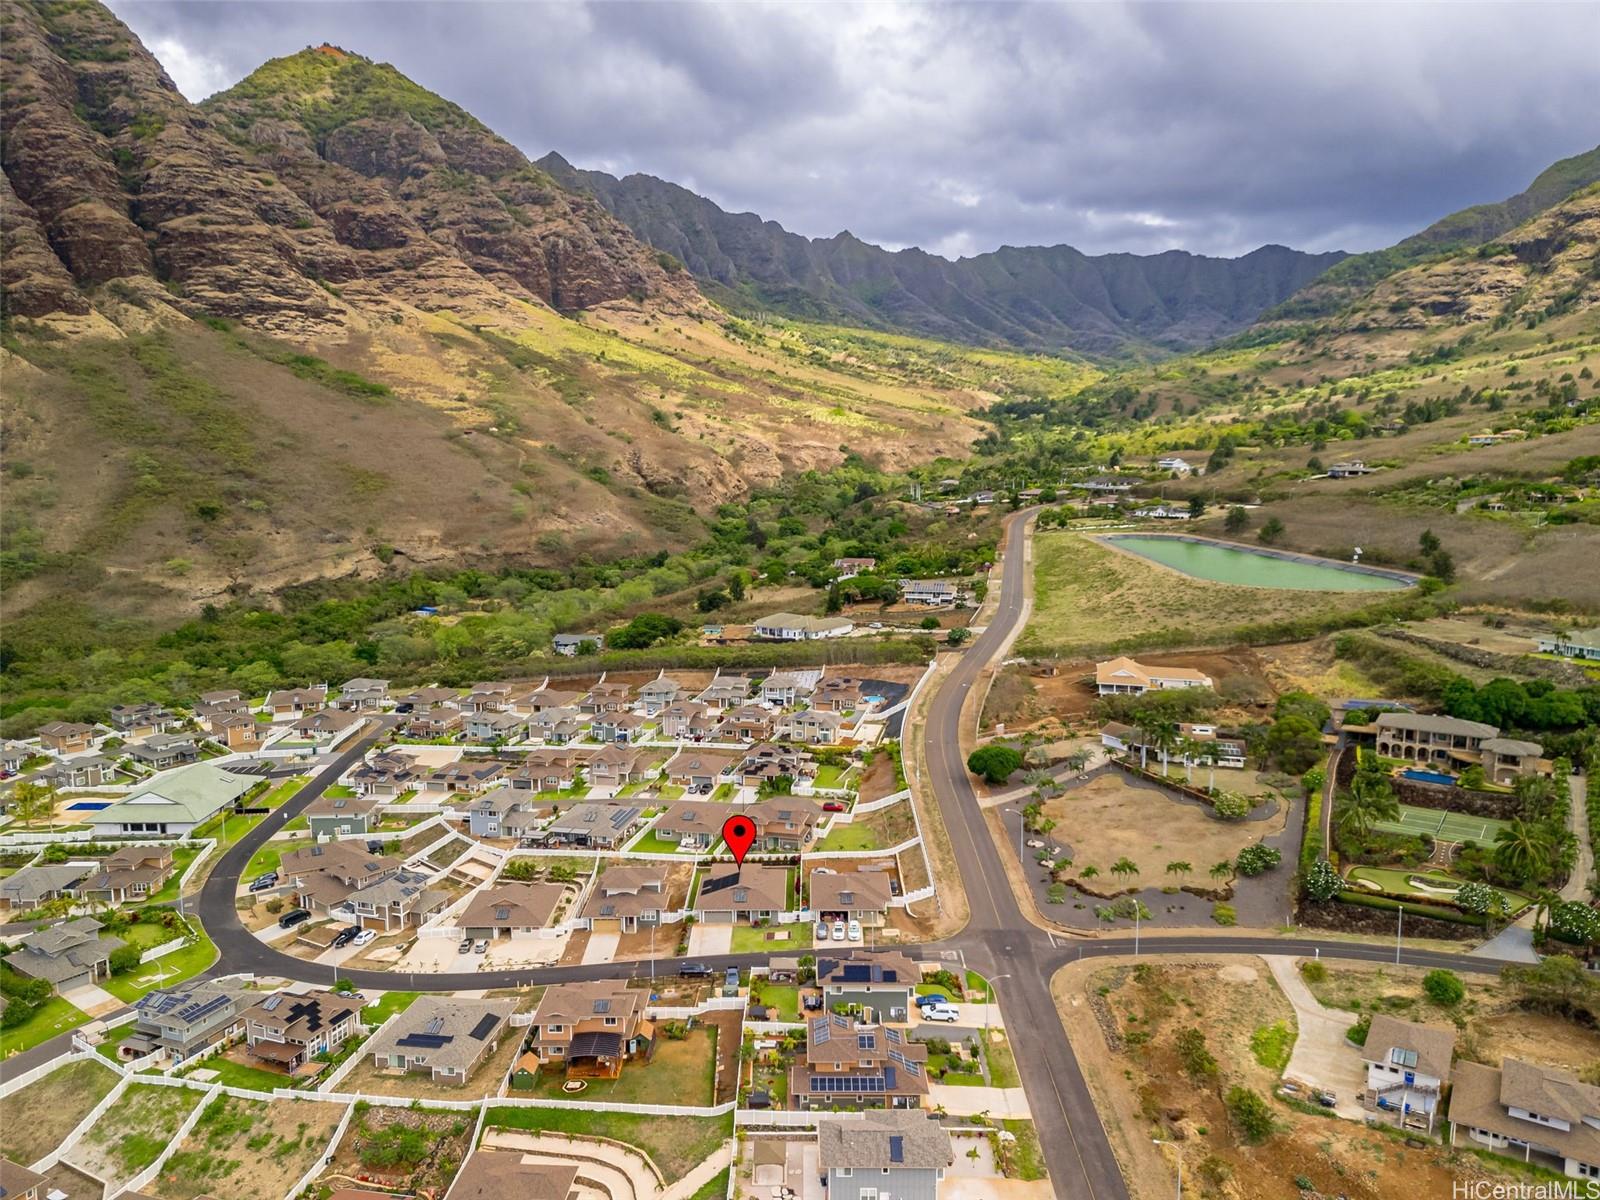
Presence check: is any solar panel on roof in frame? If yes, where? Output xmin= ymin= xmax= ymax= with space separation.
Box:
xmin=811 ymin=1017 xmax=832 ymax=1044
xmin=809 ymin=1074 xmax=887 ymax=1093
xmin=889 ymin=1049 xmax=921 ymax=1077
xmin=468 ymin=1013 xmax=499 ymax=1041
xmin=885 ymin=1028 xmax=902 ymax=1044
xmin=840 ymin=964 xmax=871 ymax=982
xmin=261 ymin=994 xmax=284 ymax=1011
xmin=889 ymin=1135 xmax=904 ymax=1163
xmin=424 ymin=1017 xmax=445 ymax=1035
xmin=396 ymin=1032 xmax=451 ymax=1049
xmin=593 ymin=999 xmax=611 ymax=1014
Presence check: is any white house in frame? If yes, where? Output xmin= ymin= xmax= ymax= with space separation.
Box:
xmin=1094 ymin=656 xmax=1214 ymax=695
xmin=1450 ymin=1058 xmax=1600 ymax=1180
xmin=752 ymin=613 xmax=854 ymax=641
xmin=1537 ymin=630 xmax=1600 ymax=662
xmin=1156 ymin=456 xmax=1195 ymax=475
xmin=898 ymin=578 xmax=959 ymax=606
xmin=1361 ymin=1015 xmax=1455 ymax=1130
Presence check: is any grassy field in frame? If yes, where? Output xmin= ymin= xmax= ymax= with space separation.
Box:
xmin=1019 ymin=531 xmax=1400 ymax=657
xmin=1345 ymin=866 xmax=1529 ymax=915
xmin=178 ymin=1051 xmax=296 ymax=1093
xmin=156 ymin=1094 xmax=343 ymax=1200
xmin=363 ymin=990 xmax=421 ymax=1026
xmin=143 ymin=844 xmax=203 ymax=904
xmin=102 ymin=930 xmax=218 ymax=1002
xmin=0 ymin=994 xmax=90 ymax=1055
xmin=244 ymin=839 xmax=289 ymax=879
xmin=518 ymin=1027 xmax=717 ymax=1105
xmin=483 ymin=1107 xmax=733 ymax=1185
xmin=0 ymin=1058 xmax=120 ymax=1164
xmin=71 ymin=1082 xmax=206 ymax=1182
xmin=730 ymin=923 xmax=811 ymax=954
xmin=748 ymin=983 xmax=801 ymax=1021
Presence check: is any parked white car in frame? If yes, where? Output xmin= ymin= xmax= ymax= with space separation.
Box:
xmin=847 ymin=919 xmax=862 ymax=942
xmin=921 ymin=1004 xmax=960 ymax=1023
xmin=352 ymin=929 xmax=377 ymax=947
xmin=831 ymin=920 xmax=846 ymax=941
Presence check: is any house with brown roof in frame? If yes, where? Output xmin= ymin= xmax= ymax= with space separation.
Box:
xmin=739 ymin=743 xmax=816 ymax=788
xmin=403 ymin=706 xmax=463 ymax=740
xmin=652 ymin=799 xmax=729 ymax=849
xmin=1450 ymin=1057 xmax=1600 ymax=1179
xmin=521 ymin=687 xmax=585 ymax=715
xmin=0 ymin=1157 xmax=46 ymax=1200
xmin=587 ymin=745 xmax=655 ymax=789
xmin=528 ymin=707 xmax=585 ymax=745
xmin=265 ymin=686 xmax=328 ymax=716
xmin=347 ymin=869 xmax=448 ymax=933
xmin=446 ymin=1152 xmax=578 ymax=1200
xmin=790 ymin=1012 xmax=929 ymax=1109
xmin=211 ymin=713 xmax=265 ymax=752
xmin=813 ymin=677 xmax=866 ymax=713
xmin=526 ymin=980 xmax=652 ymax=1079
xmin=718 ymin=704 xmax=776 ymax=743
xmin=458 ymin=683 xmax=514 ymax=714
xmin=695 ymin=863 xmax=792 ymax=923
xmin=74 ymin=845 xmax=175 ymax=906
xmin=424 ymin=758 xmax=507 ymax=796
xmin=293 ymin=707 xmax=365 ymax=748
xmin=305 ymin=791 xmax=383 ymax=838
xmin=1094 ymin=656 xmax=1214 ymax=695
xmin=279 ymin=842 xmax=398 ymax=916
xmin=697 ymin=674 xmax=753 ymax=710
xmin=37 ymin=721 xmax=95 ymax=755
xmin=659 ymin=700 xmax=717 ymax=741
xmin=1361 ymin=1014 xmax=1455 ymax=1128
xmin=458 ymin=881 xmax=567 ymax=939
xmin=579 ymin=865 xmax=669 ymax=933
xmin=747 ymin=795 xmax=823 ymax=851
xmin=810 ymin=871 xmax=893 ymax=927
xmin=664 ymin=749 xmax=740 ymax=791
xmin=815 ymin=952 xmax=920 ymax=1022
xmin=241 ymin=989 xmax=362 ymax=1073
xmin=579 ymin=680 xmax=633 ymax=714
xmin=779 ymin=708 xmax=847 ymax=745
xmin=508 ymin=750 xmax=583 ymax=793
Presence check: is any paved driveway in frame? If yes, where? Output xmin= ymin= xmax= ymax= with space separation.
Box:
xmin=688 ymin=923 xmax=733 ymax=956
xmin=1265 ymin=955 xmax=1368 ymax=1120
xmin=581 ymin=931 xmax=621 ymax=965
xmin=60 ymin=982 xmax=121 ymax=1018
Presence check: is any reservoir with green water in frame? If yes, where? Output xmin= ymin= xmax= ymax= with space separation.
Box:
xmin=1103 ymin=535 xmax=1412 ymax=591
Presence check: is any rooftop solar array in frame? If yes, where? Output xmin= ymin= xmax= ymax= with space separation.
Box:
xmin=889 ymin=1135 xmax=905 ymax=1163
xmin=468 ymin=1013 xmax=500 ymax=1041
xmin=888 ymin=1050 xmax=921 ymax=1077
xmin=396 ymin=1032 xmax=452 ymax=1049
xmin=809 ymin=1074 xmax=887 ymax=1093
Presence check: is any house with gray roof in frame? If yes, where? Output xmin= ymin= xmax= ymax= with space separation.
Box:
xmin=305 ymin=791 xmax=383 ymax=838
xmin=364 ymin=995 xmax=514 ymax=1086
xmin=125 ymin=733 xmax=200 ymax=770
xmin=1450 ymin=1057 xmax=1600 ymax=1180
xmin=345 ymin=868 xmax=447 ymax=933
xmin=45 ymin=753 xmax=117 ymax=788
xmin=124 ymin=979 xmax=249 ymax=1062
xmin=818 ymin=1110 xmax=953 ymax=1200
xmin=533 ymin=803 xmax=643 ymax=849
xmin=1361 ymin=1014 xmax=1455 ymax=1128
xmin=0 ymin=863 xmax=92 ymax=913
xmin=7 ymin=917 xmax=121 ymax=993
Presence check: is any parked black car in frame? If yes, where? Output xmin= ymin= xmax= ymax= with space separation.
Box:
xmin=248 ymin=872 xmax=278 ymax=893
xmin=679 ymin=961 xmax=712 ymax=978
xmin=278 ymin=908 xmax=312 ymax=929
xmin=332 ymin=924 xmax=362 ymax=947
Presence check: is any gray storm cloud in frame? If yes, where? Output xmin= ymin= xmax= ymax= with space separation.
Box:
xmin=108 ymin=0 xmax=1600 ymax=259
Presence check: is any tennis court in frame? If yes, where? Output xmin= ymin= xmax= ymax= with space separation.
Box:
xmin=1370 ymin=803 xmax=1512 ymax=845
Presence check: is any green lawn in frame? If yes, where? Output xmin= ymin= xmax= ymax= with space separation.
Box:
xmin=748 ymin=984 xmax=800 ymax=1021
xmin=710 ymin=783 xmax=735 ymax=801
xmin=1344 ymin=866 xmax=1530 ymax=915
xmin=928 ymin=1051 xmax=984 ymax=1085
xmin=816 ymin=823 xmax=879 ymax=851
xmin=813 ymin=764 xmax=854 ymax=789
xmin=629 ymin=829 xmax=716 ymax=856
xmin=179 ymin=1053 xmax=294 ymax=1093
xmin=102 ymin=931 xmax=218 ymax=1002
xmin=657 ymin=784 xmax=686 ymax=800
xmin=999 ymin=1119 xmax=1048 ymax=1181
xmin=321 ymin=784 xmax=356 ymax=800
xmin=965 ymin=970 xmax=992 ymax=1001
xmin=281 ymin=814 xmax=309 ymax=831
xmin=117 ymin=921 xmax=183 ymax=950
xmin=986 ymin=1032 xmax=1023 ymax=1088
xmin=0 ymin=994 xmax=90 ymax=1055
xmin=244 ymin=839 xmax=289 ymax=879
xmin=143 ymin=844 xmax=203 ymax=904
xmin=483 ymin=1107 xmax=732 ymax=1186
xmin=364 ymin=990 xmax=421 ymax=1026
xmin=730 ymin=924 xmax=811 ymax=954
xmin=518 ymin=1028 xmax=717 ymax=1105
xmin=96 ymin=1018 xmax=138 ymax=1061
xmin=1251 ymin=1020 xmax=1295 ymax=1072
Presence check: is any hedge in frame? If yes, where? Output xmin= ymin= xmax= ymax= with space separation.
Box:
xmin=1335 ymin=890 xmax=1487 ymax=927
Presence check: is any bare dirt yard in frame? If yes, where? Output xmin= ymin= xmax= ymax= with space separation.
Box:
xmin=1051 ymin=956 xmax=1545 ymax=1200
xmin=1042 ymin=772 xmax=1285 ymax=885
xmin=151 ymin=1093 xmax=345 ymax=1200
xmin=0 ymin=1058 xmax=120 ymax=1165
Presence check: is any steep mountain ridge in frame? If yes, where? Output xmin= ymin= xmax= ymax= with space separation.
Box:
xmin=1264 ymin=143 xmax=1600 ymax=323
xmin=537 ymin=151 xmax=1345 ymax=357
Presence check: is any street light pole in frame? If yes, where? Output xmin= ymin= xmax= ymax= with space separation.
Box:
xmin=1152 ymin=1138 xmax=1182 ymax=1199
xmin=1396 ymin=904 xmax=1404 ymax=965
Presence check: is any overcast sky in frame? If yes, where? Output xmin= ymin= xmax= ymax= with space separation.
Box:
xmin=108 ymin=1 xmax=1599 ymax=260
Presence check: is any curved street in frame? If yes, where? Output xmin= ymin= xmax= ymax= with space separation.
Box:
xmin=63 ymin=507 xmax=1527 ymax=1198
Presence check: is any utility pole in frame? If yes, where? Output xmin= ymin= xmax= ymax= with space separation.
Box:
xmin=1395 ymin=904 xmax=1404 ymax=965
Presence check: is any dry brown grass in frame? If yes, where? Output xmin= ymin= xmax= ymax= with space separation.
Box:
xmin=0 ymin=1058 xmax=120 ymax=1165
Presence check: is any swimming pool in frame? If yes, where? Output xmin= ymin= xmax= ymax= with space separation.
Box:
xmin=1400 ymin=768 xmax=1456 ymax=787
xmin=1102 ymin=535 xmax=1411 ymax=591
xmin=67 ymin=800 xmax=111 ymax=811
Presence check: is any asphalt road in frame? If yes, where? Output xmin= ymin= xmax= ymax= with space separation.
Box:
xmin=7 ymin=509 xmax=1536 ymax=1197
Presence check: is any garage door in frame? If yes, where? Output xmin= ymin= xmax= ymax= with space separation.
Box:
xmin=589 ymin=918 xmax=621 ymax=934
xmin=702 ymin=910 xmax=735 ymax=923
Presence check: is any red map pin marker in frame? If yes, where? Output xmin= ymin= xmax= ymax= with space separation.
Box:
xmin=722 ymin=814 xmax=758 ymax=864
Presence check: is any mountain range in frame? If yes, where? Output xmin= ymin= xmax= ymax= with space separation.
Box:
xmin=538 ymin=151 xmax=1345 ymax=357
xmin=2 ymin=0 xmax=1596 ymax=623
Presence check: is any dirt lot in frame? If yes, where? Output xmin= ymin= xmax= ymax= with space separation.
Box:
xmin=1300 ymin=959 xmax=1600 ymax=1072
xmin=986 ymin=649 xmax=1276 ymax=733
xmin=856 ymin=749 xmax=900 ymax=802
xmin=0 ymin=1058 xmax=120 ymax=1165
xmin=68 ymin=1081 xmax=206 ymax=1185
xmin=1052 ymin=956 xmax=1536 ymax=1200
xmin=317 ymin=1103 xmax=474 ymax=1198
xmin=1043 ymin=772 xmax=1285 ymax=885
xmin=153 ymin=1094 xmax=345 ymax=1200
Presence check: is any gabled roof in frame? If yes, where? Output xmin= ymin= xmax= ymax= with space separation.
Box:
xmin=459 ymin=881 xmax=566 ymax=929
xmin=818 ymin=1110 xmax=953 ymax=1171
xmin=1363 ymin=1014 xmax=1456 ymax=1082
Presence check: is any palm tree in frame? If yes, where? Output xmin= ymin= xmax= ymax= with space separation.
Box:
xmin=1150 ymin=720 xmax=1181 ymax=775
xmin=1079 ymin=865 xmax=1100 ymax=881
xmin=1210 ymin=860 xmax=1233 ymax=881
xmin=1494 ymin=820 xmax=1555 ymax=887
xmin=1064 ymin=750 xmax=1091 ymax=773
xmin=1166 ymin=861 xmax=1192 ymax=882
xmin=1111 ymin=857 xmax=1140 ymax=884
xmin=1133 ymin=721 xmax=1157 ymax=771
xmin=1196 ymin=741 xmax=1222 ymax=792
xmin=1337 ymin=773 xmax=1400 ymax=841
xmin=1177 ymin=737 xmax=1202 ymax=785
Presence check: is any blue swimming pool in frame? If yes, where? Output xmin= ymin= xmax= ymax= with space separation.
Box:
xmin=1400 ymin=768 xmax=1456 ymax=787
xmin=67 ymin=800 xmax=111 ymax=811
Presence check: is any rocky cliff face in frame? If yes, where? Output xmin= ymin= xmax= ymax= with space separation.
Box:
xmin=538 ymin=152 xmax=1345 ymax=358
xmin=0 ymin=3 xmax=701 ymax=333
